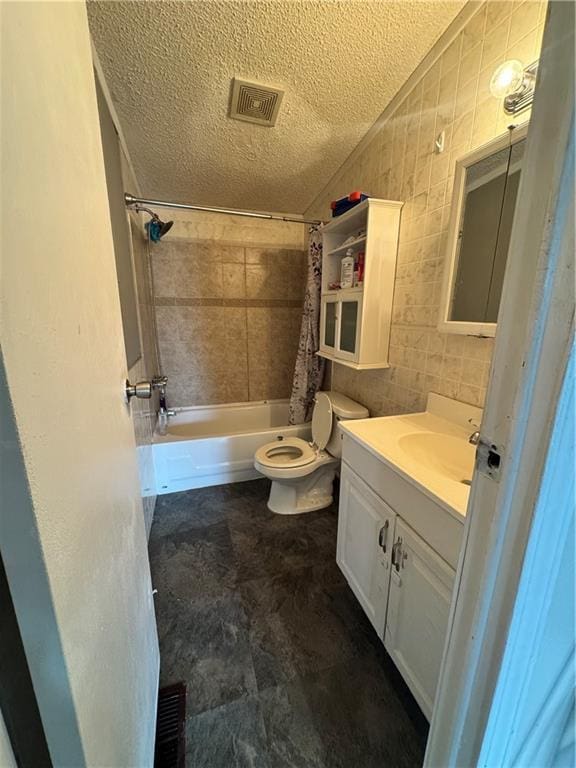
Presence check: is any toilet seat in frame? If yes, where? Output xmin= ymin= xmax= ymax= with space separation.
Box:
xmin=254 ymin=437 xmax=316 ymax=469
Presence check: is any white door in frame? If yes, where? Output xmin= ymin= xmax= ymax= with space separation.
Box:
xmin=337 ymin=462 xmax=395 ymax=637
xmin=1 ymin=4 xmax=159 ymax=767
xmin=385 ymin=519 xmax=455 ymax=720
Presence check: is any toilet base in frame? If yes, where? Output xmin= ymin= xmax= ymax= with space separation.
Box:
xmin=267 ymin=463 xmax=337 ymax=515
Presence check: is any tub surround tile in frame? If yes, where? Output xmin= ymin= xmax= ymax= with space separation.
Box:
xmin=166 ymin=371 xmax=250 ymax=408
xmin=154 ymin=297 xmax=303 ymax=308
xmin=152 ymin=239 xmax=306 ymax=407
xmin=245 ymin=264 xmax=306 ymax=301
xmin=156 ymin=303 xmax=249 ymax=406
xmin=248 ymin=364 xmax=296 ymax=401
xmin=150 ymin=480 xmax=427 ymax=766
xmin=223 ymin=263 xmax=247 ymax=299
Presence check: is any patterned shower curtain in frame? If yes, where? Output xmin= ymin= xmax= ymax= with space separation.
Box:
xmin=288 ymin=225 xmax=326 ymax=424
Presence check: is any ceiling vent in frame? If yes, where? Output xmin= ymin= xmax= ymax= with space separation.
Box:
xmin=229 ymin=78 xmax=284 ymax=127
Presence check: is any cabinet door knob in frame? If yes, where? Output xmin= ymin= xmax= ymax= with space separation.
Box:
xmin=378 ymin=520 xmax=389 ymax=552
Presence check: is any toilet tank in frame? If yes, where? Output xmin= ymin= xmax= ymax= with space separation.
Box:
xmin=324 ymin=391 xmax=369 ymax=458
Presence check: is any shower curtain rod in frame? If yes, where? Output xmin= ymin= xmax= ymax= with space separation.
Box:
xmin=124 ymin=193 xmax=323 ymax=226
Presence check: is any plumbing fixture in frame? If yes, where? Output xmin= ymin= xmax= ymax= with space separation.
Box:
xmin=127 ymin=202 xmax=173 ymax=241
xmin=152 ymin=375 xmax=175 ymax=418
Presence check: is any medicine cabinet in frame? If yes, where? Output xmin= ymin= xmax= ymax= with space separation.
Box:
xmin=439 ymin=123 xmax=528 ymax=337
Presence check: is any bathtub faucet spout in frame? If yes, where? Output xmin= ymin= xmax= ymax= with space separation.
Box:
xmin=152 ymin=375 xmax=175 ymax=419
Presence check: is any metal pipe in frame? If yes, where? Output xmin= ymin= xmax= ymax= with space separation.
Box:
xmin=124 ymin=193 xmax=322 ymax=226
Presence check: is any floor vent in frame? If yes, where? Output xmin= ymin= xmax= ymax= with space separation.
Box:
xmin=229 ymin=78 xmax=284 ymax=126
xmin=154 ymin=682 xmax=186 ymax=768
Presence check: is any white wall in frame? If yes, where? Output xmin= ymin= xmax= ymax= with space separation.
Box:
xmin=1 ymin=2 xmax=159 ymax=765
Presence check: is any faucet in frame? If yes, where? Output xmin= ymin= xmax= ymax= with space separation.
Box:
xmin=468 ymin=418 xmax=481 ymax=445
xmin=152 ymin=375 xmax=175 ymax=419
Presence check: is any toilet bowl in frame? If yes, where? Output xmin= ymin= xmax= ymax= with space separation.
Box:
xmin=254 ymin=391 xmax=369 ymax=514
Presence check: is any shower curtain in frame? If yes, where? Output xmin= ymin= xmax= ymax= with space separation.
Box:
xmin=288 ymin=225 xmax=326 ymax=424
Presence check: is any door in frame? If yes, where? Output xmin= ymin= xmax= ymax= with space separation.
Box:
xmin=385 ymin=519 xmax=455 ymax=720
xmin=336 ymin=295 xmax=363 ymax=363
xmin=320 ymin=295 xmax=339 ymax=356
xmin=1 ymin=4 xmax=159 ymax=767
xmin=337 ymin=462 xmax=395 ymax=636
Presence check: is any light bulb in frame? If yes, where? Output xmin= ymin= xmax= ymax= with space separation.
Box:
xmin=490 ymin=60 xmax=525 ymax=99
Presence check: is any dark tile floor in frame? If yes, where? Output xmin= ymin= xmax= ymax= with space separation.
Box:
xmin=149 ymin=479 xmax=428 ymax=768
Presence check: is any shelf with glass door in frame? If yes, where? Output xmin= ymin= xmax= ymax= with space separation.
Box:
xmin=319 ymin=197 xmax=403 ymax=369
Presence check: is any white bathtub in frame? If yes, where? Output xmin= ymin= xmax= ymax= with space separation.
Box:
xmin=152 ymin=399 xmax=311 ymax=494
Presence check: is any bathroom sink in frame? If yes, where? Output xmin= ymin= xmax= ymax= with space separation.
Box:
xmin=398 ymin=432 xmax=475 ymax=485
xmin=338 ymin=393 xmax=484 ymax=517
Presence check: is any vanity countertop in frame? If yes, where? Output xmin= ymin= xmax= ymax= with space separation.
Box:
xmin=339 ymin=394 xmax=482 ymax=519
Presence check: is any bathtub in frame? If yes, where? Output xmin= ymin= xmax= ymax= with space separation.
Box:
xmin=152 ymin=399 xmax=311 ymax=494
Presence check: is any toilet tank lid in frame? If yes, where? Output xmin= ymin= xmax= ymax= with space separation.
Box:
xmin=323 ymin=391 xmax=369 ymax=420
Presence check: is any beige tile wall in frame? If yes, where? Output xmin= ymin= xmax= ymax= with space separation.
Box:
xmin=306 ymin=0 xmax=547 ymax=417
xmin=151 ymin=213 xmax=307 ymax=406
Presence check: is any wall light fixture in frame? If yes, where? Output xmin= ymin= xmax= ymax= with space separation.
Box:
xmin=490 ymin=59 xmax=539 ymax=115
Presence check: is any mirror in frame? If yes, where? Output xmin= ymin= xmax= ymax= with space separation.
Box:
xmin=439 ymin=126 xmax=527 ymax=337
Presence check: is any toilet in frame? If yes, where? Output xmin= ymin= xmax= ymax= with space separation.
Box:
xmin=254 ymin=391 xmax=369 ymax=514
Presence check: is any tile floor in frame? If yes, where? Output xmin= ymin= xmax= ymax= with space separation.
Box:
xmin=149 ymin=479 xmax=428 ymax=767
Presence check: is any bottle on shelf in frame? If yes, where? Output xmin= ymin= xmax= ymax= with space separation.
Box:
xmin=340 ymin=248 xmax=355 ymax=289
xmin=357 ymin=252 xmax=365 ymax=286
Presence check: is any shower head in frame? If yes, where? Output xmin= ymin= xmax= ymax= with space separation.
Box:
xmin=129 ymin=202 xmax=173 ymax=242
xmin=145 ymin=213 xmax=174 ymax=242
xmin=154 ymin=216 xmax=174 ymax=238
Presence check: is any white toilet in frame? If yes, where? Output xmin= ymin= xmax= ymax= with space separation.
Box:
xmin=254 ymin=391 xmax=369 ymax=514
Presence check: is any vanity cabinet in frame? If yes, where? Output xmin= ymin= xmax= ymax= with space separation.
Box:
xmin=337 ymin=463 xmax=395 ymax=636
xmin=319 ymin=198 xmax=402 ymax=370
xmin=337 ymin=457 xmax=458 ymax=720
xmin=385 ymin=519 xmax=455 ymax=718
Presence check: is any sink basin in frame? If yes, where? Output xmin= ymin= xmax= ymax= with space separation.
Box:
xmin=398 ymin=432 xmax=475 ymax=484
xmin=338 ymin=394 xmax=484 ymax=517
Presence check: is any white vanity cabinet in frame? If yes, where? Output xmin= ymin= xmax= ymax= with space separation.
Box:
xmin=385 ymin=519 xmax=456 ymax=718
xmin=337 ymin=462 xmax=395 ymax=636
xmin=337 ymin=454 xmax=460 ymax=720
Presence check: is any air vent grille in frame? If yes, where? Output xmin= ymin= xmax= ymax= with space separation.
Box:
xmin=229 ymin=79 xmax=284 ymax=127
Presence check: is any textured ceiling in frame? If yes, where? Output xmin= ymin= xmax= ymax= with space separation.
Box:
xmin=88 ymin=0 xmax=466 ymax=214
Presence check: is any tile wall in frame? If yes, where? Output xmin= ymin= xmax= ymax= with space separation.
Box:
xmin=305 ymin=0 xmax=547 ymax=417
xmin=151 ymin=211 xmax=307 ymax=406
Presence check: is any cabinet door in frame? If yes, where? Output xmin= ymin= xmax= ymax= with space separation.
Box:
xmin=385 ymin=519 xmax=455 ymax=719
xmin=336 ymin=295 xmax=362 ymax=362
xmin=337 ymin=462 xmax=395 ymax=637
xmin=320 ymin=296 xmax=338 ymax=355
